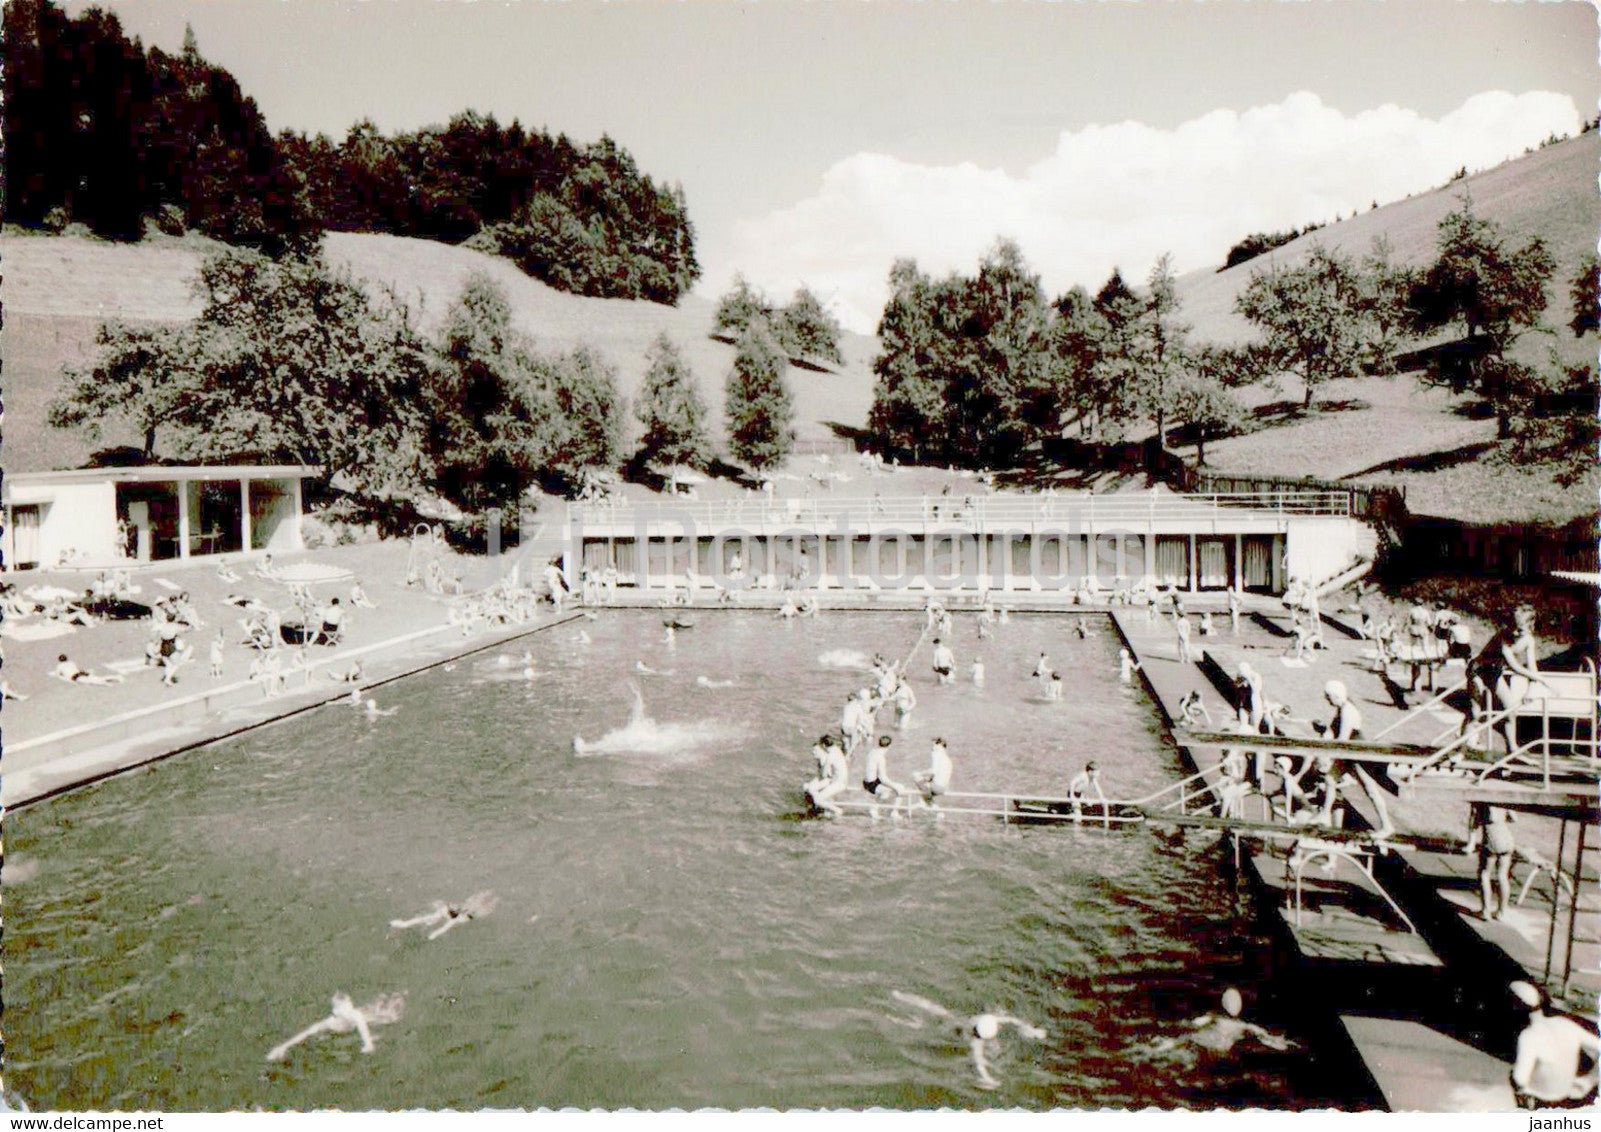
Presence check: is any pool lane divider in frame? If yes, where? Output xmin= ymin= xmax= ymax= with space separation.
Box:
xmin=2 ymin=612 xmax=585 ymax=810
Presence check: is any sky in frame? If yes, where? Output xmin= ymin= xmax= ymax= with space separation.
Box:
xmin=76 ymin=0 xmax=1601 ymax=332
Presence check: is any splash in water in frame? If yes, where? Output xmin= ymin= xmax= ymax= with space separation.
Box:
xmin=817 ymin=648 xmax=872 ymax=670
xmin=572 ymin=685 xmax=739 ymax=757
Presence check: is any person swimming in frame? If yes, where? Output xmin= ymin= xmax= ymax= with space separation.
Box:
xmin=266 ymin=991 xmax=406 ymax=1062
xmin=388 ymin=891 xmax=499 ymax=940
xmin=363 ymin=698 xmax=398 ymax=720
xmin=1141 ymin=988 xmax=1293 ymax=1066
xmin=1118 ymin=648 xmax=1140 ymax=684
xmin=971 ymin=657 xmax=986 ymax=687
xmin=696 ymin=675 xmax=736 ymax=688
xmin=890 ymin=991 xmax=1047 ymax=1091
xmin=1047 ymin=673 xmax=1064 ymax=701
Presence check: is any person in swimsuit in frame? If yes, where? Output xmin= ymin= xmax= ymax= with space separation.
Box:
xmin=913 ymin=739 xmax=953 ymax=813
xmin=1510 ymin=980 xmax=1601 ymax=1109
xmin=890 ymin=991 xmax=1048 ymax=1091
xmin=892 ymin=680 xmax=917 ymax=731
xmin=1315 ymin=680 xmax=1363 ymax=740
xmin=971 ymin=657 xmax=986 ymax=687
xmin=1118 ymin=649 xmax=1140 ymax=685
xmin=808 ymin=735 xmax=852 ymax=817
xmin=1047 ymin=673 xmax=1064 ymax=701
xmin=1467 ymin=802 xmax=1516 ymax=920
xmin=1143 ymin=988 xmax=1293 ymax=1066
xmin=931 ymin=639 xmax=955 ymax=685
xmin=862 ymin=735 xmax=910 ymax=818
xmin=1068 ymin=762 xmax=1107 ymax=823
xmin=389 ymin=891 xmax=498 ymax=940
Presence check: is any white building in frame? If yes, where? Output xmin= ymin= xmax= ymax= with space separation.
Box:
xmin=3 ymin=465 xmax=318 ymax=571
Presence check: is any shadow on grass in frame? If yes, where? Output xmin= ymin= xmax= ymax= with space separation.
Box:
xmin=1344 ymin=441 xmax=1497 ymax=479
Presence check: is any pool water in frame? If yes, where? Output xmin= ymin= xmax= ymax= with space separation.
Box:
xmin=6 ymin=611 xmax=1315 ymax=1110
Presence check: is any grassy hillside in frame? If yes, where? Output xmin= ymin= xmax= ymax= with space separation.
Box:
xmin=1168 ymin=131 xmax=1599 ymax=524
xmin=1 ymin=230 xmax=878 ymax=474
xmin=1177 ymin=129 xmax=1599 ymax=367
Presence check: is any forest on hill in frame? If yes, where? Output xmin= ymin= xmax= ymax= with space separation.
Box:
xmin=1 ymin=0 xmax=698 ymax=302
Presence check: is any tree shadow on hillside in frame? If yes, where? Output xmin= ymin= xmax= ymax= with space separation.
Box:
xmin=1344 ymin=441 xmax=1496 ymax=478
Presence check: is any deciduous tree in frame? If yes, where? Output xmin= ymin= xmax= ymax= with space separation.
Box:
xmin=725 ymin=326 xmax=795 ymax=472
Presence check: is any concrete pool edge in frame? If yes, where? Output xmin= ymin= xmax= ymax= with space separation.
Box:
xmin=2 ymin=613 xmax=583 ymax=809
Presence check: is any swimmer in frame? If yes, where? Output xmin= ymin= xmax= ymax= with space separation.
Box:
xmin=971 ymin=658 xmax=986 ymax=688
xmin=1074 ymin=617 xmax=1088 ymax=639
xmin=862 ymin=735 xmax=911 ymax=818
xmin=575 ymin=630 xmax=591 ymax=645
xmin=842 ymin=687 xmax=876 ymax=752
xmin=635 ymin=660 xmax=658 ymax=675
xmin=663 ymin=625 xmax=676 ymax=645
xmin=363 ymin=698 xmax=398 ymax=720
xmin=912 ymin=738 xmax=953 ymax=813
xmin=1033 ymin=652 xmax=1053 ymax=680
xmin=1142 ymin=988 xmax=1293 ymax=1065
xmin=696 ymin=676 xmax=736 ymax=689
xmin=1118 ymin=648 xmax=1140 ymax=684
xmin=890 ymin=991 xmax=1047 ymax=1090
xmin=348 ymin=686 xmax=364 ymax=708
xmin=778 ymin=596 xmax=799 ymax=620
xmin=388 ymin=891 xmax=499 ymax=940
xmin=1068 ymin=761 xmax=1107 ymax=824
xmin=1047 ymin=673 xmax=1064 ymax=701
xmin=977 ymin=617 xmax=992 ymax=642
xmin=266 ymin=991 xmax=406 ymax=1061
xmin=931 ymin=639 xmax=956 ymax=685
xmin=892 ymin=679 xmax=918 ymax=731
xmin=800 ymin=594 xmax=820 ymax=618
xmin=806 ymin=734 xmax=852 ymax=818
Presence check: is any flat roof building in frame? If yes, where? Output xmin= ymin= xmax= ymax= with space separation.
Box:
xmin=4 ymin=464 xmax=318 ymax=571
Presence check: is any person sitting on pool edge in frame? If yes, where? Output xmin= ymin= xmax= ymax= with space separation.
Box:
xmin=863 ymin=735 xmax=910 ymax=819
xmin=807 ymin=734 xmax=852 ymax=818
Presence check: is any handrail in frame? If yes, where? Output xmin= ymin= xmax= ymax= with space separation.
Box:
xmin=1371 ymin=678 xmax=1470 ymax=743
xmin=570 ymin=489 xmax=1355 ymax=530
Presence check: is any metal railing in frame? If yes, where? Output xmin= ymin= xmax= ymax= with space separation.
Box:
xmin=569 ymin=490 xmax=1353 ymax=531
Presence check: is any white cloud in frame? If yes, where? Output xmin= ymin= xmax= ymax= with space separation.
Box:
xmin=711 ymin=90 xmax=1581 ymax=334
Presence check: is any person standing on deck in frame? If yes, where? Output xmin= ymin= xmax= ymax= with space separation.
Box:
xmin=1315 ymin=681 xmax=1364 ymax=740
xmin=1234 ymin=662 xmax=1265 ymax=731
xmin=1228 ymin=586 xmax=1243 ymax=634
xmin=1174 ymin=611 xmax=1194 ymax=664
xmin=1467 ymin=802 xmax=1517 ymax=920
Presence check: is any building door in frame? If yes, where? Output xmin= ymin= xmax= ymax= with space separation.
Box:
xmin=10 ymin=505 xmax=40 ymax=569
xmin=1197 ymin=538 xmax=1231 ymax=589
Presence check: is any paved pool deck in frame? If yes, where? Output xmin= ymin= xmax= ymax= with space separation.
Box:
xmin=1109 ymin=603 xmax=1595 ymax=1113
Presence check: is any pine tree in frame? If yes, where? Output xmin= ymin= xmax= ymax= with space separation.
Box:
xmin=635 ymin=333 xmax=712 ymax=471
xmin=724 ymin=326 xmax=795 ymax=472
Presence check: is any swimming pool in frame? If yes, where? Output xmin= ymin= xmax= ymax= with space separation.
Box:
xmin=5 ymin=610 xmax=1317 ymax=1109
